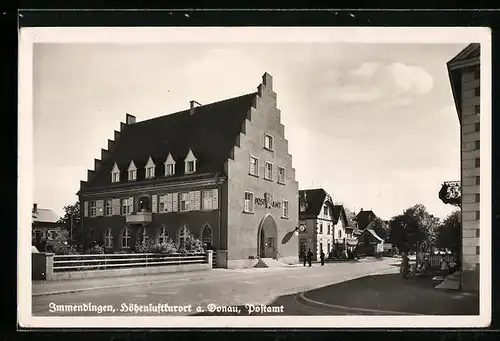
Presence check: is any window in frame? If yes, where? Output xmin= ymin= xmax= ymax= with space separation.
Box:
xmin=250 ymin=156 xmax=259 ymax=176
xmin=319 ymin=223 xmax=323 ymax=234
xmin=475 ymin=140 xmax=480 ymax=150
xmin=476 ymin=193 xmax=480 ymax=203
xmin=327 ymin=224 xmax=331 ymax=235
xmin=475 ymin=211 xmax=480 ymax=220
xmin=165 ymin=163 xmax=175 ymax=176
xmin=178 ymin=225 xmax=190 ymax=248
xmin=122 ymin=198 xmax=132 ymax=215
xmin=180 ymin=193 xmax=190 ymax=211
xmin=265 ymin=162 xmax=273 ymax=180
xmin=475 ymin=158 xmax=480 ymax=168
xmin=244 ymin=192 xmax=254 ymax=213
xmin=338 ymin=230 xmax=342 ymax=239
xmin=121 ymin=228 xmax=131 ymax=248
xmin=184 ymin=149 xmax=197 ymax=174
xmin=158 ymin=225 xmax=168 ymax=244
xmin=104 ymin=228 xmax=113 ymax=248
xmin=186 ymin=161 xmax=195 ymax=173
xmin=475 ymin=105 xmax=480 ymax=115
xmin=264 ymin=134 xmax=274 ymax=151
xmin=47 ymin=230 xmax=57 ymax=240
xmin=475 ymin=87 xmax=480 ymax=97
xmin=282 ymin=200 xmax=289 ymax=218
xmin=139 ymin=227 xmax=148 ymax=243
xmin=323 ymin=205 xmax=328 ymax=216
xmin=475 ymin=122 xmax=480 ymax=132
xmin=105 ymin=200 xmax=113 ymax=216
xmin=327 ymin=243 xmax=331 ymax=254
xmin=202 ymin=190 xmax=213 ymax=211
xmin=476 ymin=176 xmax=480 ymax=185
xmin=111 ymin=162 xmax=120 ymax=183
xmin=128 ymin=169 xmax=137 ymax=181
xmin=475 ymin=69 xmax=480 ymax=79
xmin=146 ymin=167 xmax=155 ymax=178
xmin=278 ymin=167 xmax=285 ymax=183
xmin=90 ymin=201 xmax=97 ymax=217
xmin=201 ymin=225 xmax=213 ymax=249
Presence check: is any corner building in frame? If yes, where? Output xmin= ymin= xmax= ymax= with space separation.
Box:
xmin=78 ymin=73 xmax=299 ymax=268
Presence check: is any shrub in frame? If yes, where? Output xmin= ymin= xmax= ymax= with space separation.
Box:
xmin=85 ymin=243 xmax=105 ymax=254
xmin=134 ymin=238 xmax=178 ymax=254
xmin=45 ymin=230 xmax=79 ymax=255
xmin=178 ymin=232 xmax=205 ymax=254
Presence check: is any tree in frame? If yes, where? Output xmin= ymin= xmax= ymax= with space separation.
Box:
xmin=435 ymin=210 xmax=461 ymax=254
xmin=45 ymin=230 xmax=79 ymax=255
xmin=343 ymin=207 xmax=357 ymax=229
xmin=58 ymin=201 xmax=81 ymax=242
xmin=388 ymin=204 xmax=439 ymax=253
xmin=369 ymin=217 xmax=390 ymax=241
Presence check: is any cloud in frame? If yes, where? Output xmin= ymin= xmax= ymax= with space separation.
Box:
xmin=319 ymin=62 xmax=434 ymax=105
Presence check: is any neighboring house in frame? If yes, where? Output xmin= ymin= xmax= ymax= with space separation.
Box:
xmin=332 ymin=205 xmax=357 ymax=252
xmin=355 ymin=208 xmax=377 ymax=230
xmin=297 ymin=189 xmax=352 ymax=260
xmin=447 ymin=43 xmax=481 ymax=292
xmin=356 ymin=228 xmax=384 ymax=256
xmin=77 ymin=73 xmax=299 ymax=268
xmin=32 ymin=203 xmax=64 ymax=250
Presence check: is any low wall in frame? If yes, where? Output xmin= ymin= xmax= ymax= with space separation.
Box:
xmin=49 ymin=262 xmax=210 ymax=281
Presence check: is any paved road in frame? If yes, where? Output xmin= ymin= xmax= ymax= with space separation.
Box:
xmin=33 ymin=257 xmax=398 ymax=316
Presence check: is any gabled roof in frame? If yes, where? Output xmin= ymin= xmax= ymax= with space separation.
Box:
xmin=298 ymin=188 xmax=332 ymax=219
xmin=32 ymin=208 xmax=61 ymax=224
xmin=447 ymin=43 xmax=480 ymax=123
xmin=359 ymin=228 xmax=384 ymax=243
xmin=332 ymin=205 xmax=349 ymax=226
xmin=85 ymin=92 xmax=257 ymax=188
xmin=355 ymin=209 xmax=377 ymax=230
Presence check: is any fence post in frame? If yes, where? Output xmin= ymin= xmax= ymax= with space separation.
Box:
xmin=206 ymin=250 xmax=213 ymax=268
xmin=45 ymin=253 xmax=55 ymax=280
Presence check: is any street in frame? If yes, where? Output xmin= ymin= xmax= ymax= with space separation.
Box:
xmin=33 ymin=257 xmax=397 ymax=316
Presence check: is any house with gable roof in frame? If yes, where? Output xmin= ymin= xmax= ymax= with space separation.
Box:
xmin=77 ymin=73 xmax=299 ymax=268
xmin=32 ymin=203 xmax=64 ymax=251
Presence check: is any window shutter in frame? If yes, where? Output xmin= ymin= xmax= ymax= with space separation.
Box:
xmin=129 ymin=197 xmax=134 ymax=214
xmin=96 ymin=200 xmax=104 ymax=217
xmin=112 ymin=198 xmax=120 ymax=215
xmin=172 ymin=193 xmax=178 ymax=212
xmin=83 ymin=201 xmax=89 ymax=217
xmin=166 ymin=193 xmax=173 ymax=212
xmin=212 ymin=189 xmax=219 ymax=210
xmin=193 ymin=191 xmax=201 ymax=211
xmin=151 ymin=195 xmax=158 ymax=213
xmin=189 ymin=191 xmax=196 ymax=211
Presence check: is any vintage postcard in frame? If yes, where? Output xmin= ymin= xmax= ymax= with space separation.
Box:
xmin=18 ymin=26 xmax=491 ymax=329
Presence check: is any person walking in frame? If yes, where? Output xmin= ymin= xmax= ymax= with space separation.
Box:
xmin=307 ymin=248 xmax=313 ymax=267
xmin=401 ymin=252 xmax=409 ymax=279
xmin=301 ymin=249 xmax=307 ymax=267
xmin=320 ymin=250 xmax=325 ymax=266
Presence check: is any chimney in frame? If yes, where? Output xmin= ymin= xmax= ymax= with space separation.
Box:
xmin=190 ymin=100 xmax=202 ymax=115
xmin=33 ymin=203 xmax=38 ymax=213
xmin=126 ymin=113 xmax=136 ymax=125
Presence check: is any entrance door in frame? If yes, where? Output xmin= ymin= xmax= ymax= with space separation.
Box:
xmin=258 ymin=214 xmax=278 ymax=259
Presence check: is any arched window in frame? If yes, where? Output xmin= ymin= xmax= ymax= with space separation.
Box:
xmin=178 ymin=224 xmax=190 ymax=248
xmin=104 ymin=228 xmax=113 ymax=248
xmin=158 ymin=225 xmax=168 ymax=244
xmin=121 ymin=227 xmax=131 ymax=248
xmin=201 ymin=224 xmax=213 ymax=249
xmin=139 ymin=226 xmax=148 ymax=243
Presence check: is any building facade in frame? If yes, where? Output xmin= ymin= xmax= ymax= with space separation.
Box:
xmin=298 ymin=189 xmax=351 ymax=260
xmin=78 ymin=73 xmax=299 ymax=268
xmin=447 ymin=43 xmax=481 ymax=292
xmin=32 ymin=203 xmax=64 ymax=251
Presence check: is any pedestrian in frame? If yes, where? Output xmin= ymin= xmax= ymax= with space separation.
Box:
xmin=320 ymin=250 xmax=325 ymax=266
xmin=307 ymin=248 xmax=313 ymax=267
xmin=301 ymin=249 xmax=307 ymax=267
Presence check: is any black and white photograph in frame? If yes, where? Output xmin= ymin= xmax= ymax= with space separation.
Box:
xmin=18 ymin=26 xmax=491 ymax=329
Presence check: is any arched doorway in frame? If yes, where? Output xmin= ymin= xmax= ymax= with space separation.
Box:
xmin=201 ymin=224 xmax=213 ymax=250
xmin=258 ymin=214 xmax=278 ymax=259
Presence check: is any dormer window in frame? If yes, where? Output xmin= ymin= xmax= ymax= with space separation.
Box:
xmin=111 ymin=162 xmax=120 ymax=183
xmin=164 ymin=153 xmax=176 ymax=176
xmin=127 ymin=160 xmax=137 ymax=181
xmin=145 ymin=156 xmax=156 ymax=179
xmin=184 ymin=149 xmax=197 ymax=174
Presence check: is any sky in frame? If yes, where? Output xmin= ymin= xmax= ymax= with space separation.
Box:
xmin=32 ymin=42 xmax=466 ymax=220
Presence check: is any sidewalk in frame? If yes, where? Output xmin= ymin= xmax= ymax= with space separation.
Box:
xmin=32 ymin=269 xmax=226 ymax=296
xmin=299 ymin=269 xmax=479 ymax=315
